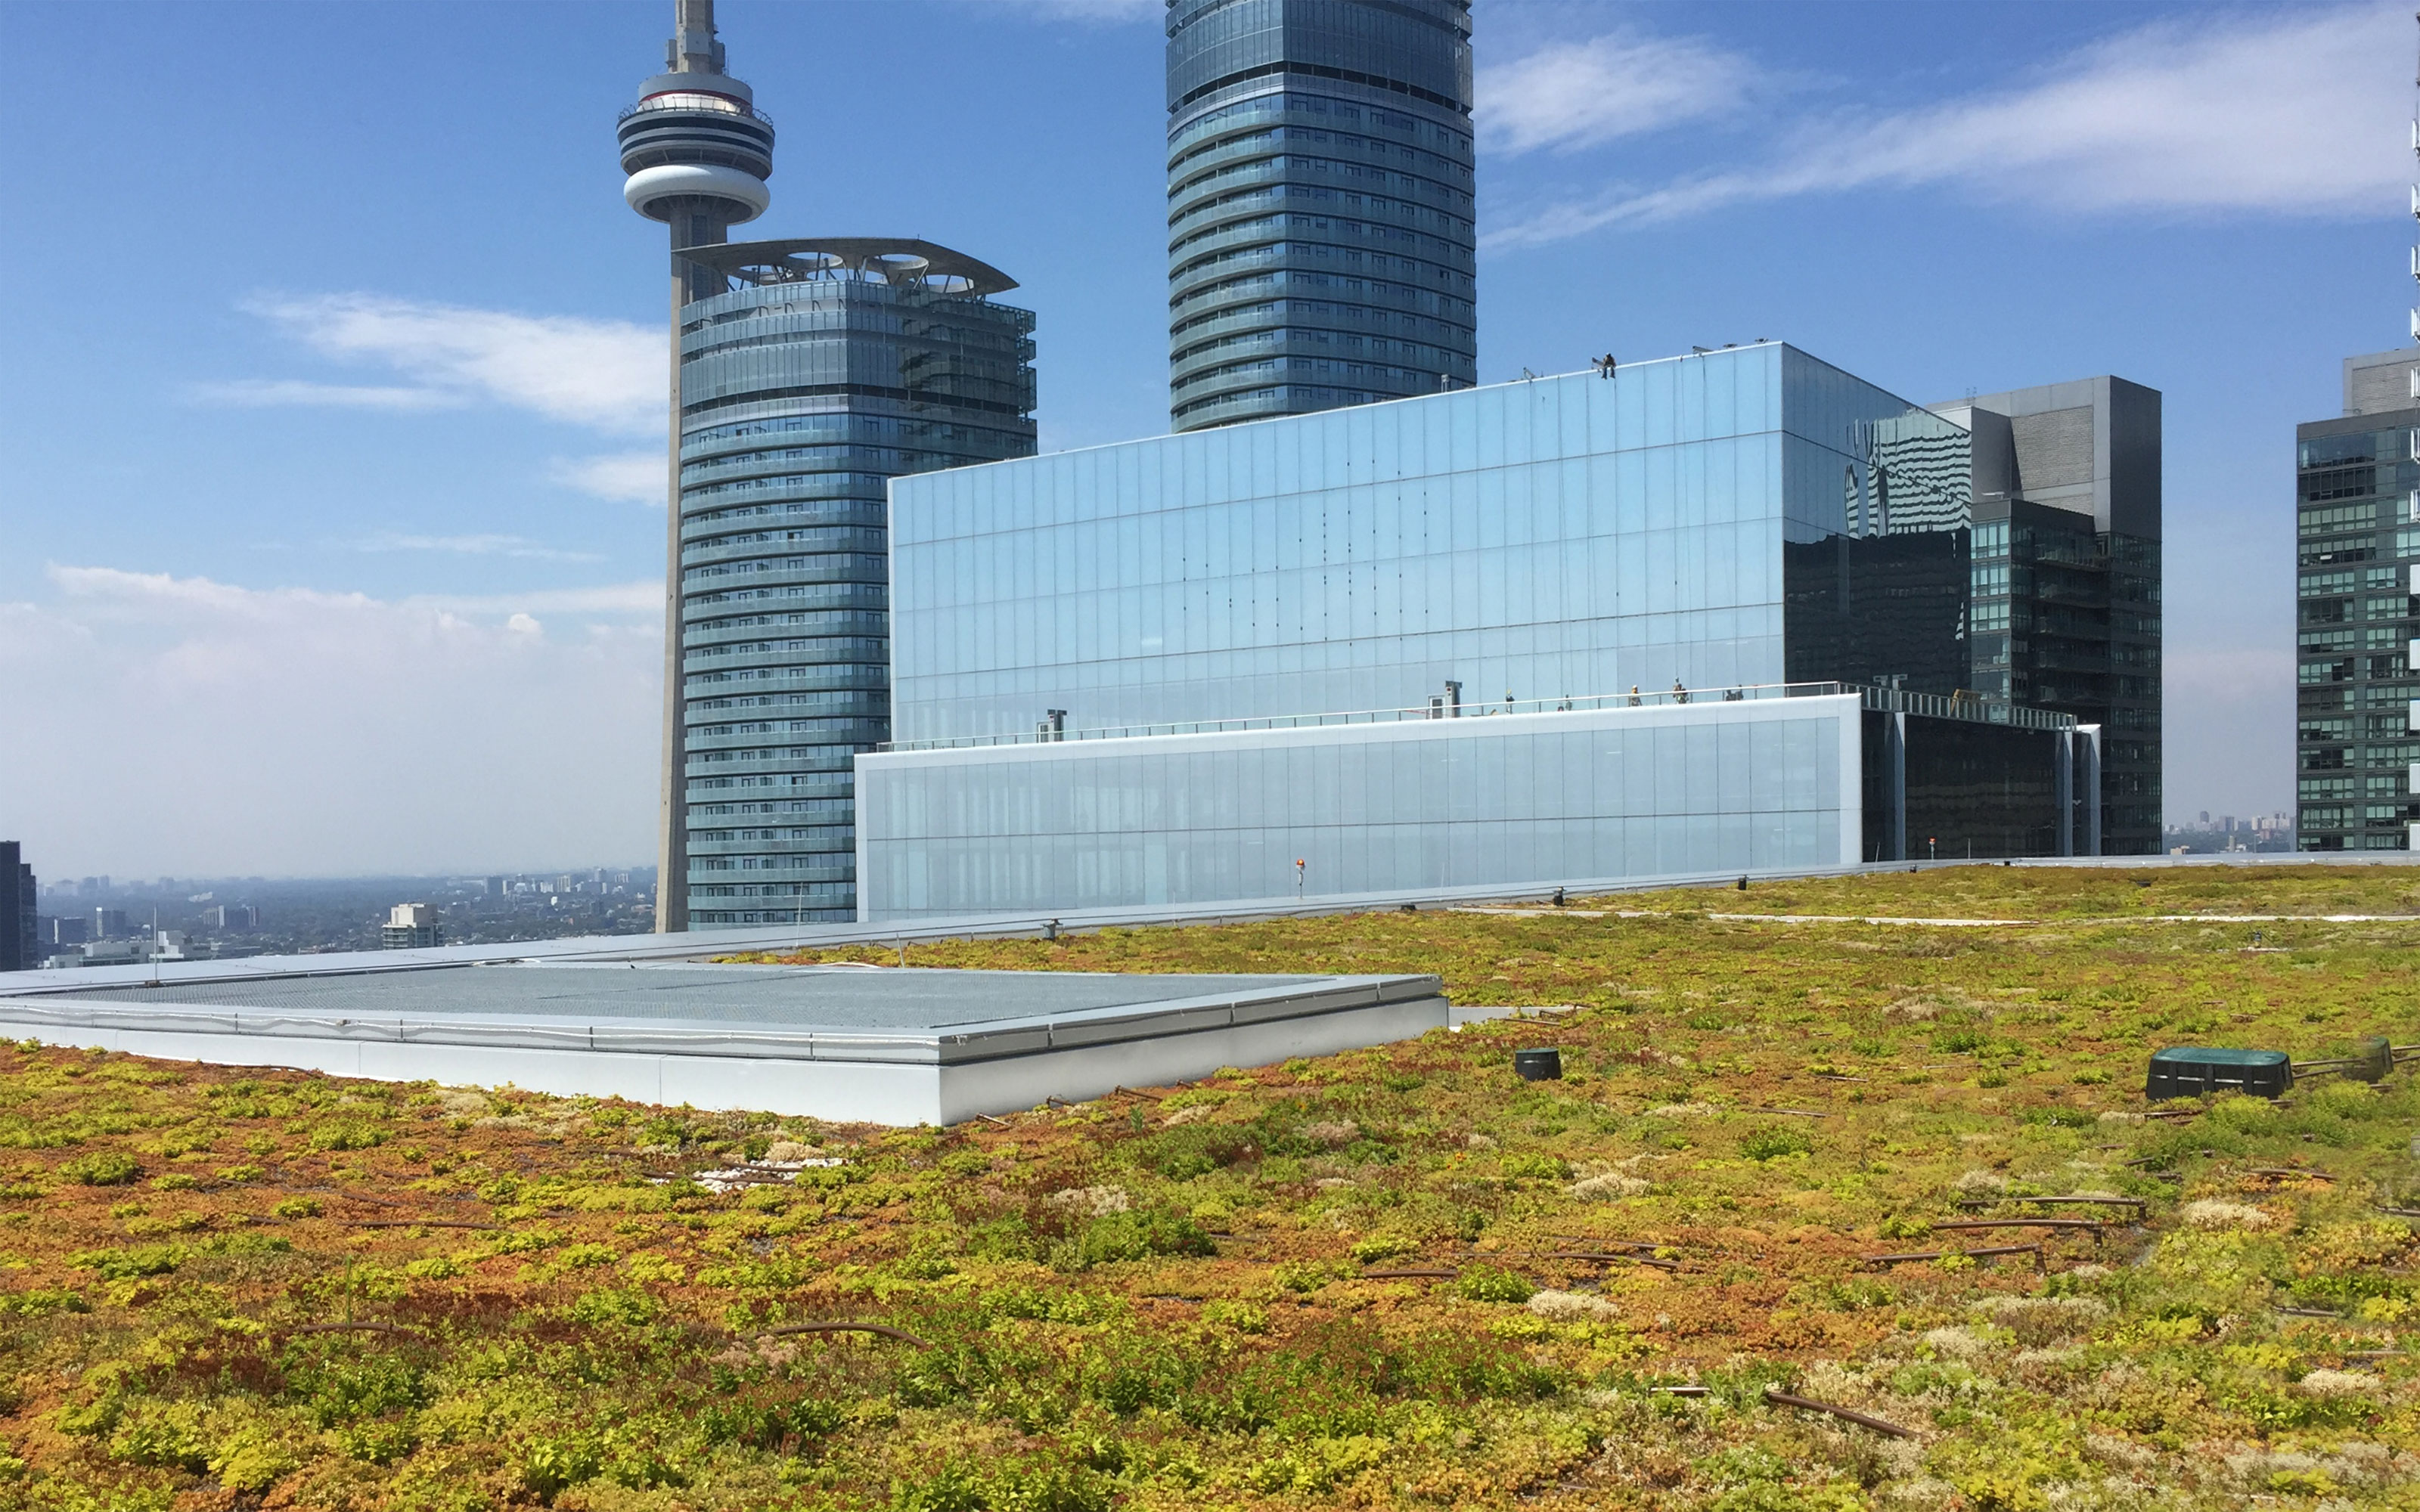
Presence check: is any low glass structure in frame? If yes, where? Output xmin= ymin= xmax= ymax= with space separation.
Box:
xmin=1166 ymin=0 xmax=1476 ymax=430
xmin=862 ymin=692 xmax=1860 ymax=919
xmin=675 ymin=241 xmax=1036 ymax=926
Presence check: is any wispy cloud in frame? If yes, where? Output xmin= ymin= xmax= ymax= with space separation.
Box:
xmin=551 ymin=451 xmax=669 ymax=505
xmin=1487 ymin=3 xmax=2406 ymax=249
xmin=213 ymin=295 xmax=660 ymax=433
xmin=990 ymin=0 xmax=1157 ymax=23
xmin=1478 ymin=30 xmax=1758 ymax=156
xmin=4 ymin=565 xmax=662 ymax=872
xmin=188 ymin=379 xmax=469 ymax=412
xmin=344 ymin=531 xmax=604 ymax=564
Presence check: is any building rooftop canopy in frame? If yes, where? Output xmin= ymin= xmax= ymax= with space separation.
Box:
xmin=681 ymin=237 xmax=1019 ymax=298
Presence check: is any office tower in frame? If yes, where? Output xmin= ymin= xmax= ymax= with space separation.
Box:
xmin=46 ymin=916 xmax=88 ymax=948
xmin=381 ymin=903 xmax=444 ymax=950
xmin=2294 ymin=347 xmax=2420 ymax=850
xmin=1165 ymin=0 xmax=1475 ymax=432
xmin=1931 ymin=378 xmax=2163 ymax=854
xmin=0 ymin=844 xmax=32 ymax=973
xmin=621 ymin=3 xmax=1038 ymax=928
xmin=870 ymin=345 xmax=2099 ymax=919
xmin=93 ymin=907 xmax=128 ymax=940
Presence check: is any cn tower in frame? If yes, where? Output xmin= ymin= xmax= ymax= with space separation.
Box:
xmin=619 ymin=0 xmax=772 ymax=932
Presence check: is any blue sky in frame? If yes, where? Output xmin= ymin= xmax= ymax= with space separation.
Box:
xmin=0 ymin=0 xmax=2405 ymax=875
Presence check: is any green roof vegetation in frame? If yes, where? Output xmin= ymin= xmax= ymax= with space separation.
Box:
xmin=5 ymin=864 xmax=2420 ymax=1507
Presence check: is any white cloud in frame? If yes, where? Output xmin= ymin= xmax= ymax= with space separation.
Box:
xmin=188 ymin=379 xmax=468 ymax=412
xmin=1478 ymin=31 xmax=1756 ymax=156
xmin=345 ymin=531 xmax=603 ymax=564
xmin=0 ymin=566 xmax=662 ymax=875
xmin=552 ymin=450 xmax=670 ymax=505
xmin=1487 ymin=4 xmax=2407 ymax=249
xmin=222 ymin=294 xmax=662 ymax=434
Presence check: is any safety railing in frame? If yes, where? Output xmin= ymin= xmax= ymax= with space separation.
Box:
xmin=880 ymin=681 xmax=2074 ymax=753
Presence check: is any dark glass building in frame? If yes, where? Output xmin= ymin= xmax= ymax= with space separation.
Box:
xmin=0 ymin=843 xmax=34 ymax=974
xmin=1165 ymin=0 xmax=1476 ymax=432
xmin=672 ymin=242 xmax=1037 ymax=926
xmin=2295 ymin=347 xmax=2420 ymax=851
xmin=1932 ymin=378 xmax=2163 ymax=855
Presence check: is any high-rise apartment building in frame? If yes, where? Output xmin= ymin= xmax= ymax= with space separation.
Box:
xmin=1165 ymin=0 xmax=1475 ymax=432
xmin=622 ymin=3 xmax=1037 ymax=928
xmin=1932 ymin=378 xmax=2163 ymax=854
xmin=380 ymin=903 xmax=444 ymax=950
xmin=0 ymin=844 xmax=33 ymax=973
xmin=2294 ymin=347 xmax=2420 ymax=850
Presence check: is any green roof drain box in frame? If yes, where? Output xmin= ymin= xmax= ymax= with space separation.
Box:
xmin=2147 ymin=1047 xmax=2292 ymax=1101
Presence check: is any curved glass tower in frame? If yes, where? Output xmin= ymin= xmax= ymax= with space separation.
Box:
xmin=1165 ymin=0 xmax=1475 ymax=432
xmin=674 ymin=242 xmax=1037 ymax=927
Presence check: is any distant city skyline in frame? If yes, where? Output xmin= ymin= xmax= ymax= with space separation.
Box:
xmin=1 ymin=1 xmax=2408 ymax=875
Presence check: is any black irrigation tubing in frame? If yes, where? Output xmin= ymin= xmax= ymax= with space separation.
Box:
xmin=2244 ymin=1167 xmax=2335 ymax=1181
xmin=1764 ymin=1388 xmax=1917 ymax=1439
xmin=1929 ymin=1219 xmax=2105 ymax=1245
xmin=756 ymin=1321 xmax=931 ymax=1348
xmin=1862 ymin=1243 xmax=2044 ymax=1272
xmin=2373 ymin=1204 xmax=2420 ymax=1219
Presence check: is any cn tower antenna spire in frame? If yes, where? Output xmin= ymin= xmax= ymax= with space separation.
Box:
xmin=619 ymin=2 xmax=777 ymax=932
xmin=670 ymin=0 xmax=726 ymax=74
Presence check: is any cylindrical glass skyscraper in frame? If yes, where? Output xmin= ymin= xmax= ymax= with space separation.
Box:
xmin=1165 ymin=0 xmax=1475 ymax=432
xmin=673 ymin=242 xmax=1037 ymax=926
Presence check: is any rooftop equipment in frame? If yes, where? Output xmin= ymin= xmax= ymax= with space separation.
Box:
xmin=2145 ymin=1047 xmax=2292 ymax=1101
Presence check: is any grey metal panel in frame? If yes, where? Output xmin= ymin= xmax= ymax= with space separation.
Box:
xmin=1044 ymin=1003 xmax=1237 ymax=1049
xmin=1229 ymin=982 xmax=1380 ymax=1025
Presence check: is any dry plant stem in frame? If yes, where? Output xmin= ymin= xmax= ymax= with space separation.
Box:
xmin=349 ymin=1219 xmax=501 ymax=1232
xmin=288 ymin=1321 xmax=427 ymax=1339
xmin=1764 ymin=1388 xmax=1917 ymax=1439
xmin=1953 ymin=1195 xmax=2147 ymax=1212
xmin=1360 ymin=1267 xmax=1459 ymax=1278
xmin=757 ymin=1321 xmax=931 ymax=1347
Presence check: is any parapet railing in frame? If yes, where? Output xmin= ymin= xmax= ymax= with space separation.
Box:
xmin=1859 ymin=685 xmax=2075 ymax=732
xmin=619 ymin=94 xmax=776 ymax=128
xmin=879 ymin=682 xmax=2074 ymax=753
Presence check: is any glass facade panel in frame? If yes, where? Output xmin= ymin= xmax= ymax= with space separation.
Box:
xmin=678 ymin=266 xmax=1036 ymax=926
xmin=889 ymin=345 xmax=1969 ymax=744
xmin=2294 ymin=409 xmax=2420 ymax=850
xmin=858 ymin=698 xmax=1859 ymax=920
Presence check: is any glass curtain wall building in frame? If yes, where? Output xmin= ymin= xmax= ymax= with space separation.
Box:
xmin=889 ymin=343 xmax=1975 ymax=745
xmin=2295 ymin=347 xmax=2420 ymax=851
xmin=672 ymin=240 xmax=1036 ymax=926
xmin=863 ymin=345 xmax=2107 ymax=917
xmin=1166 ymin=0 xmax=1476 ymax=432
